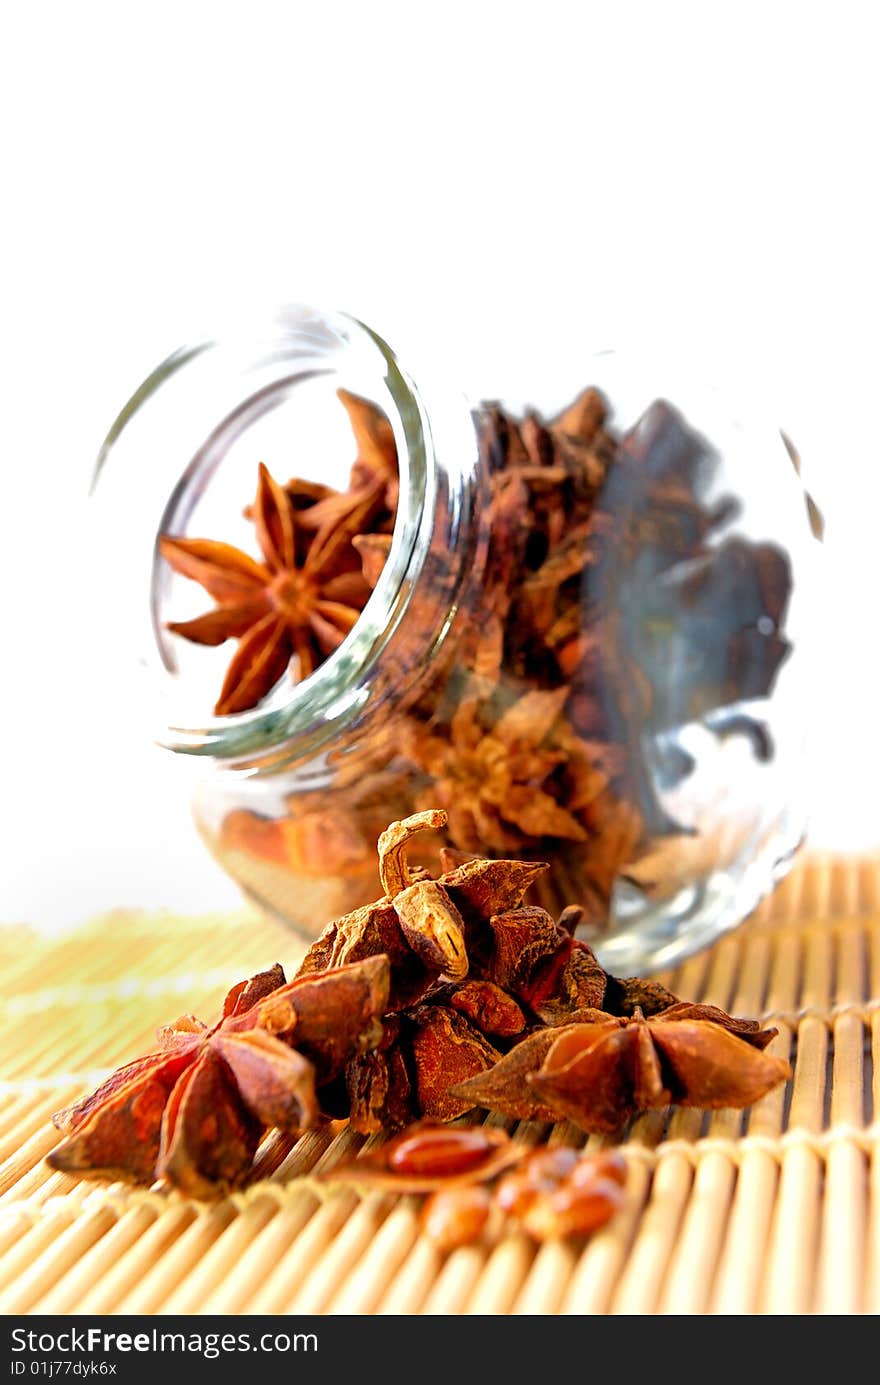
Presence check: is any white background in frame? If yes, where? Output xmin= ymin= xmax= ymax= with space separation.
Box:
xmin=1 ymin=1 xmax=878 ymax=930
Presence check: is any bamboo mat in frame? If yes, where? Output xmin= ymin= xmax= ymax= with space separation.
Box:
xmin=1 ymin=852 xmax=878 ymax=1316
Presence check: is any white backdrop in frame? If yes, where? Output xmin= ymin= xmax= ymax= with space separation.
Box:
xmin=1 ymin=1 xmax=878 ymax=929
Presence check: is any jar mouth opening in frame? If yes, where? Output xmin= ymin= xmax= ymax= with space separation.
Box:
xmin=96 ymin=307 xmax=445 ymax=765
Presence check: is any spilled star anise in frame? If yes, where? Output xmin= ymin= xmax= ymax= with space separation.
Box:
xmin=48 ymin=955 xmax=388 ymax=1197
xmin=47 ymin=812 xmax=791 ymax=1200
xmin=450 ymin=1002 xmax=790 ymax=1132
xmin=294 ymin=810 xmax=787 ymax=1134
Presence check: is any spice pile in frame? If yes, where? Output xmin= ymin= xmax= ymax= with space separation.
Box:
xmin=49 ymin=812 xmax=790 ymax=1244
xmin=161 ymin=383 xmax=792 ymax=930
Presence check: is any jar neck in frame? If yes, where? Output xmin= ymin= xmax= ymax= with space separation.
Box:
xmin=101 ymin=307 xmax=486 ymax=770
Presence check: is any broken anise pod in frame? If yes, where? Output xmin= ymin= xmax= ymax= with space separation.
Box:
xmin=297 ymin=813 xmax=789 ymax=1131
xmin=295 ymin=810 xmax=550 ymax=1006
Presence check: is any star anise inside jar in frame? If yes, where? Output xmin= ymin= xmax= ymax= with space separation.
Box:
xmin=160 ymin=391 xmax=398 ymax=714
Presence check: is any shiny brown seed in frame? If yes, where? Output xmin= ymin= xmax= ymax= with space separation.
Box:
xmin=570 ymin=1149 xmax=627 ymax=1189
xmin=519 ymin=1176 xmax=624 ymax=1241
xmin=495 ymin=1172 xmax=538 ymax=1217
xmin=522 ymin=1146 xmax=581 ymax=1183
xmin=495 ymin=1145 xmax=580 ymax=1215
xmin=421 ymin=1185 xmax=492 ymax=1249
xmin=387 ymin=1125 xmax=501 ymax=1178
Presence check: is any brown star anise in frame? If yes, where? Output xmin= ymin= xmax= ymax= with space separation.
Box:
xmin=295 ymin=810 xmax=548 ymax=1007
xmin=276 ymin=388 xmax=398 ymax=574
xmin=451 ymin=1002 xmax=789 ymax=1132
xmin=46 ymin=815 xmax=795 ymax=1196
xmin=403 ymin=691 xmax=589 ymax=853
xmin=292 ymin=809 xmax=597 ymax=1131
xmin=293 ymin=810 xmax=708 ymax=1135
xmin=159 ymin=391 xmax=398 ymax=715
xmin=335 ymin=387 xmax=399 ymax=512
xmin=48 ymin=955 xmax=389 ymax=1197
xmin=346 ymin=1000 xmax=503 ymax=1129
xmin=160 ymin=462 xmax=381 ymax=715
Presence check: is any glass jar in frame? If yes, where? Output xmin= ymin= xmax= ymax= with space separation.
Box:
xmin=92 ymin=303 xmax=818 ymax=973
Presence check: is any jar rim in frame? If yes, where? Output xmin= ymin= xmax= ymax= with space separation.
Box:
xmin=92 ymin=305 xmax=476 ymax=768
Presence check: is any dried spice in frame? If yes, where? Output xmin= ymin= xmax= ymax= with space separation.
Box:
xmin=190 ymin=381 xmax=793 ymax=940
xmin=345 ymin=1014 xmax=414 ymax=1134
xmin=336 ymin=388 xmax=399 ymax=512
xmin=346 ymin=997 xmax=504 ymax=1133
xmin=324 ymin=1123 xmax=527 ymax=1192
xmin=298 ymin=814 xmax=790 ymax=1133
xmin=494 ymin=1145 xmax=584 ymax=1214
xmin=515 ymin=1154 xmax=626 ymax=1242
xmin=295 ymin=811 xmax=547 ymax=1009
xmin=402 ymin=691 xmax=588 ymax=853
xmin=453 ymin=1003 xmax=790 ymax=1133
xmin=48 ymin=956 xmax=389 ymax=1196
xmin=421 ymin=1185 xmax=494 ymax=1249
xmin=47 ymin=816 xmax=792 ymax=1196
xmin=286 ymin=812 xmax=596 ymax=1129
xmin=488 ymin=913 xmax=608 ymax=1024
xmin=439 ymin=1030 xmax=561 ymax=1124
xmin=600 ymin=973 xmax=681 ymax=1018
xmin=160 ymin=391 xmax=397 ymax=714
xmin=406 ymin=1004 xmax=501 ymax=1121
xmin=331 ymin=1127 xmax=627 ymax=1247
xmin=447 ymin=980 xmax=527 ymax=1038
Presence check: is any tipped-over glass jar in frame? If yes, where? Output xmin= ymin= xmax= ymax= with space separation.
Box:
xmin=92 ymin=304 xmax=819 ymax=973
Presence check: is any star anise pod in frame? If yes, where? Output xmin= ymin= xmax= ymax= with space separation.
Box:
xmin=295 ymin=810 xmax=548 ymax=1009
xmin=159 ymin=390 xmax=398 ymax=717
xmin=336 ymin=387 xmax=399 ymax=512
xmin=451 ymin=1003 xmax=789 ymax=1132
xmin=160 ymin=461 xmax=387 ymax=715
xmin=295 ymin=812 xmax=661 ymax=1048
xmin=442 ymin=1028 xmax=562 ymax=1123
xmin=276 ymin=388 xmax=398 ymax=577
xmin=403 ymin=691 xmax=589 ymax=854
xmin=292 ymin=813 xmax=652 ymax=1132
xmin=318 ymin=821 xmax=791 ymax=1135
xmin=292 ymin=809 xmax=585 ymax=1132
xmin=347 ymin=1001 xmax=502 ymax=1129
xmin=48 ymin=955 xmax=389 ymax=1197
